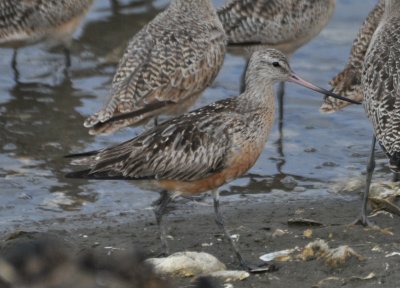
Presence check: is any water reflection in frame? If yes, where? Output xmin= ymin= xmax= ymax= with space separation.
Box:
xmin=0 ymin=0 xmax=381 ymax=231
xmin=0 ymin=74 xmax=96 ymax=210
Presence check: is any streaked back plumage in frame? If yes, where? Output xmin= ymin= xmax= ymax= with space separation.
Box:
xmin=321 ymin=0 xmax=384 ymax=113
xmin=217 ymin=0 xmax=335 ymax=55
xmin=84 ymin=0 xmax=226 ymax=135
xmin=0 ymin=0 xmax=93 ymax=47
xmin=68 ymin=49 xmax=293 ymax=195
xmin=362 ymin=0 xmax=400 ymax=170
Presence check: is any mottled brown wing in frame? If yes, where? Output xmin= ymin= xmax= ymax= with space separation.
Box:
xmin=0 ymin=0 xmax=34 ymax=42
xmin=85 ymin=17 xmax=225 ymax=127
xmin=0 ymin=0 xmax=91 ymax=44
xmin=321 ymin=0 xmax=384 ymax=113
xmin=362 ymin=18 xmax=400 ymax=156
xmin=86 ymin=100 xmax=243 ymax=182
xmin=218 ymin=0 xmax=279 ymax=44
xmin=218 ymin=0 xmax=332 ymax=45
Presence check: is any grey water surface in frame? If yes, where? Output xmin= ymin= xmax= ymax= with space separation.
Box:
xmin=0 ymin=0 xmax=382 ymax=232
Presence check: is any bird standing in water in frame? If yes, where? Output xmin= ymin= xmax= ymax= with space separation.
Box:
xmin=218 ymin=0 xmax=336 ymax=56
xmin=357 ymin=0 xmax=400 ymax=226
xmin=84 ymin=0 xmax=226 ymax=135
xmin=218 ymin=0 xmax=336 ymax=169
xmin=67 ymin=49 xmax=359 ymax=272
xmin=0 ymin=0 xmax=93 ymax=70
xmin=320 ymin=0 xmax=384 ymax=113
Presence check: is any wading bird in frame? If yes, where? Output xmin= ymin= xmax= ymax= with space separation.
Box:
xmin=357 ymin=0 xmax=400 ymax=226
xmin=84 ymin=0 xmax=226 ymax=135
xmin=218 ymin=0 xmax=336 ymax=168
xmin=218 ymin=0 xmax=336 ymax=56
xmin=320 ymin=0 xmax=384 ymax=113
xmin=0 ymin=0 xmax=93 ymax=70
xmin=66 ymin=49 xmax=359 ymax=272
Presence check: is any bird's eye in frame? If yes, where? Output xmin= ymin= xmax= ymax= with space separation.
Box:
xmin=272 ymin=62 xmax=280 ymax=67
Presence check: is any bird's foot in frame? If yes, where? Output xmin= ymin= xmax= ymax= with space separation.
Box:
xmin=351 ymin=214 xmax=376 ymax=227
xmin=181 ymin=194 xmax=208 ymax=202
xmin=241 ymin=261 xmax=277 ymax=273
xmin=155 ymin=239 xmax=170 ymax=258
xmin=156 ymin=247 xmax=170 ymax=258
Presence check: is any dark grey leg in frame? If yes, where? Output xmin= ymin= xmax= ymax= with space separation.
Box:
xmin=275 ymin=82 xmax=286 ymax=173
xmin=64 ymin=47 xmax=71 ymax=68
xmin=11 ymin=49 xmax=20 ymax=83
xmin=153 ymin=190 xmax=172 ymax=255
xmin=353 ymin=135 xmax=376 ymax=226
xmin=392 ymin=172 xmax=399 ymax=182
xmin=212 ymin=190 xmax=273 ymax=273
xmin=154 ymin=117 xmax=158 ymax=126
xmin=277 ymin=81 xmax=285 ymax=126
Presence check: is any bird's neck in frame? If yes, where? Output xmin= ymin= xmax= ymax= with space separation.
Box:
xmin=237 ymin=78 xmax=275 ymax=113
xmin=385 ymin=0 xmax=400 ymax=18
xmin=171 ymin=0 xmax=215 ymax=15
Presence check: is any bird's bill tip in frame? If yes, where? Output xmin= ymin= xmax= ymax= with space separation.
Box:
xmin=288 ymin=73 xmax=361 ymax=105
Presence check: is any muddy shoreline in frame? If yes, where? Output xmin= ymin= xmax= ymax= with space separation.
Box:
xmin=2 ymin=191 xmax=400 ymax=287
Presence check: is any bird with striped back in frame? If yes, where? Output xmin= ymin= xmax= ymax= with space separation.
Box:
xmin=83 ymin=0 xmax=226 ymax=135
xmin=356 ymin=0 xmax=400 ymax=226
xmin=66 ymin=49 xmax=359 ymax=272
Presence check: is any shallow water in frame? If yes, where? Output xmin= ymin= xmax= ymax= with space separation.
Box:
xmin=0 ymin=0 xmax=384 ymax=232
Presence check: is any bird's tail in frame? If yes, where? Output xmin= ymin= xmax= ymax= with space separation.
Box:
xmin=64 ymin=149 xmax=101 ymax=166
xmin=65 ymin=169 xmax=92 ymax=179
xmin=389 ymin=152 xmax=400 ymax=173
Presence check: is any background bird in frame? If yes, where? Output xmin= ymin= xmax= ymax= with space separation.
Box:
xmin=218 ymin=0 xmax=336 ymax=56
xmin=67 ymin=48 xmax=358 ymax=272
xmin=357 ymin=0 xmax=400 ymax=226
xmin=83 ymin=0 xmax=226 ymax=135
xmin=0 ymin=0 xmax=94 ymax=70
xmin=218 ymin=0 xmax=336 ymax=159
xmin=320 ymin=0 xmax=384 ymax=113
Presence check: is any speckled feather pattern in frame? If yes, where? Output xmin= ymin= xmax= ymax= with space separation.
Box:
xmin=218 ymin=0 xmax=335 ymax=51
xmin=321 ymin=0 xmax=384 ymax=113
xmin=68 ymin=49 xmax=287 ymax=195
xmin=362 ymin=0 xmax=400 ymax=170
xmin=0 ymin=0 xmax=93 ymax=47
xmin=72 ymin=97 xmax=273 ymax=190
xmin=84 ymin=0 xmax=226 ymax=135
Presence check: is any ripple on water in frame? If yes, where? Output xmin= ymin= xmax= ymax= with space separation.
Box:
xmin=0 ymin=0 xmax=380 ymax=232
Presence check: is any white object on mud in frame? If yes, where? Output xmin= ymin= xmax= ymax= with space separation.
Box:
xmin=147 ymin=251 xmax=249 ymax=281
xmin=385 ymin=252 xmax=400 ymax=258
xmin=146 ymin=252 xmax=226 ymax=277
xmin=298 ymin=239 xmax=364 ymax=267
xmin=259 ymin=248 xmax=298 ymax=262
xmin=260 ymin=239 xmax=364 ymax=267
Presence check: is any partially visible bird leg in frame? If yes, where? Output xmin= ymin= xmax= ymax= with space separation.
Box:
xmin=353 ymin=135 xmax=376 ymax=226
xmin=277 ymin=81 xmax=285 ymax=126
xmin=212 ymin=190 xmax=273 ymax=273
xmin=12 ymin=49 xmax=20 ymax=83
xmin=153 ymin=190 xmax=172 ymax=256
xmin=64 ymin=47 xmax=71 ymax=68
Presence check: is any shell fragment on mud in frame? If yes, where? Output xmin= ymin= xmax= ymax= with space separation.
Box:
xmin=146 ymin=252 xmax=226 ymax=277
xmin=298 ymin=239 xmax=364 ymax=267
xmin=202 ymin=270 xmax=250 ymax=282
xmin=259 ymin=248 xmax=299 ymax=262
xmin=147 ymin=252 xmax=249 ymax=282
xmin=260 ymin=239 xmax=364 ymax=267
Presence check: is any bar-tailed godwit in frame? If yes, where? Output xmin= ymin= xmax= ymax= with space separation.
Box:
xmin=320 ymin=0 xmax=384 ymax=113
xmin=83 ymin=0 xmax=226 ymax=135
xmin=0 ymin=0 xmax=93 ymax=67
xmin=67 ymin=49 xmax=359 ymax=271
xmin=218 ymin=0 xmax=336 ymax=56
xmin=356 ymin=0 xmax=400 ymax=226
